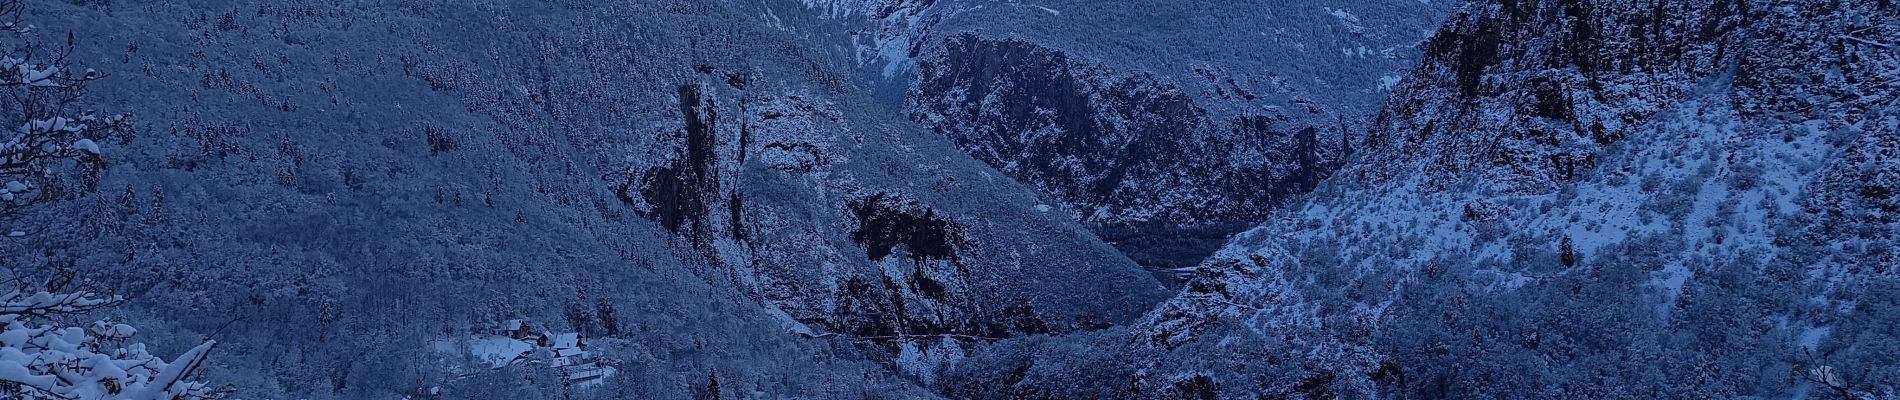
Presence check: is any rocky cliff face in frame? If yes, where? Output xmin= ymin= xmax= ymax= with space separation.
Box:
xmin=563 ymin=4 xmax=1180 ymax=386
xmin=910 ymin=34 xmax=1331 ymax=227
xmin=1114 ymin=0 xmax=1900 ymax=398
xmin=877 ymin=0 xmax=1454 ymax=274
xmin=611 ymin=66 xmax=1167 ymax=360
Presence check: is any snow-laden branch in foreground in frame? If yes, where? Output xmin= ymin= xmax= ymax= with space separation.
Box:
xmin=0 ymin=290 xmax=230 ymax=400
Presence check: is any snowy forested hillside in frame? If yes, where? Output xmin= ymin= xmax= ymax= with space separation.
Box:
xmin=0 ymin=0 xmax=1165 ymax=397
xmin=0 ymin=0 xmax=1893 ymax=399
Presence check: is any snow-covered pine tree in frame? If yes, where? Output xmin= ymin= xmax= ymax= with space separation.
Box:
xmin=0 ymin=0 xmax=225 ymax=398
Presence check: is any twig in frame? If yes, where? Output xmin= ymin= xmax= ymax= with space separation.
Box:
xmin=1839 ymin=35 xmax=1892 ymax=50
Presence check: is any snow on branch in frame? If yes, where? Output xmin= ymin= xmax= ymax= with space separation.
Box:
xmin=0 ymin=289 xmax=230 ymax=399
xmin=0 ymin=0 xmax=132 ymax=218
xmin=1796 ymin=347 xmax=1874 ymax=400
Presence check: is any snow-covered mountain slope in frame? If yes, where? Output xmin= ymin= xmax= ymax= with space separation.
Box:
xmin=6 ymin=0 xmax=1890 ymax=398
xmin=0 ymin=0 xmax=1164 ymax=397
xmin=1112 ymin=0 xmax=1900 ymax=398
xmin=824 ymin=0 xmax=1456 ymax=272
xmin=924 ymin=0 xmax=1899 ymax=398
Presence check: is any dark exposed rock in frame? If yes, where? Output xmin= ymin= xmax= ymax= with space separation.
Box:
xmin=727 ymin=193 xmax=746 ymax=241
xmin=1172 ymin=374 xmax=1219 ymax=400
xmin=724 ymin=72 xmax=749 ymax=90
xmin=622 ymin=84 xmax=726 ymax=249
xmin=1368 ymin=360 xmax=1407 ymax=387
xmin=846 ymin=192 xmax=970 ymax=264
xmin=1288 ymin=370 xmax=1337 ymax=400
